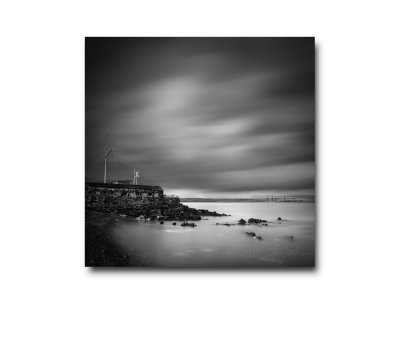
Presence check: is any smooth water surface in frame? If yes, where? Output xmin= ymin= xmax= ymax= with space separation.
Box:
xmin=112 ymin=202 xmax=315 ymax=268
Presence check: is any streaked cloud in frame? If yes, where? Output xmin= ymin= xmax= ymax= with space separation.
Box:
xmin=86 ymin=38 xmax=315 ymax=197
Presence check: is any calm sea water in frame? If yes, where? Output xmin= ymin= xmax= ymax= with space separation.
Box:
xmin=112 ymin=202 xmax=315 ymax=268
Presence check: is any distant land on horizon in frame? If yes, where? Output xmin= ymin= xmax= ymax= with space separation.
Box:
xmin=180 ymin=196 xmax=315 ymax=203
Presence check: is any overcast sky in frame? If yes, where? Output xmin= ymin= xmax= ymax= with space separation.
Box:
xmin=85 ymin=37 xmax=315 ymax=197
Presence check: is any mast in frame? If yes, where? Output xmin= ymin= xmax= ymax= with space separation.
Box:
xmin=104 ymin=157 xmax=107 ymax=183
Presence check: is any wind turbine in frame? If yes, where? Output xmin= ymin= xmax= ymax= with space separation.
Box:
xmin=103 ymin=142 xmax=113 ymax=183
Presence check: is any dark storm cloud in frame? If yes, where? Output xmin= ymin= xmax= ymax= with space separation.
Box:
xmin=85 ymin=37 xmax=315 ymax=196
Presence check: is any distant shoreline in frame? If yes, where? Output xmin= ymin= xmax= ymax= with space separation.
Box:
xmin=181 ymin=198 xmax=315 ymax=203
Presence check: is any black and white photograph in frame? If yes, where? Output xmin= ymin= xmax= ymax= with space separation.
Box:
xmin=85 ymin=37 xmax=315 ymax=268
xmin=2 ymin=1 xmax=400 ymax=344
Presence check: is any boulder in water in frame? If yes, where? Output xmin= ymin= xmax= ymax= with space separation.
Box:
xmin=245 ymin=232 xmax=256 ymax=237
xmin=181 ymin=222 xmax=197 ymax=227
xmin=248 ymin=218 xmax=268 ymax=224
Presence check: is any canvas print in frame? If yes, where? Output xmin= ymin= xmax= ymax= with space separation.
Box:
xmin=85 ymin=37 xmax=315 ymax=268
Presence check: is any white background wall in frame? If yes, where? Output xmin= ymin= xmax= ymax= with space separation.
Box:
xmin=1 ymin=1 xmax=399 ymax=343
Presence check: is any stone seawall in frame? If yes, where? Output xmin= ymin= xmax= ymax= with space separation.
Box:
xmin=85 ymin=182 xmax=168 ymax=217
xmin=85 ymin=182 xmax=228 ymax=220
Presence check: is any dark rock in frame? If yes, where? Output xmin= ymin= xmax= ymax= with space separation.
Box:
xmin=277 ymin=217 xmax=282 ymax=221
xmin=172 ymin=222 xmax=176 ymax=226
xmin=245 ymin=232 xmax=256 ymax=237
xmin=159 ymin=221 xmax=164 ymax=224
xmin=196 ymin=209 xmax=230 ymax=217
xmin=256 ymin=236 xmax=263 ymax=240
xmin=238 ymin=218 xmax=246 ymax=225
xmin=248 ymin=218 xmax=268 ymax=224
xmin=181 ymin=222 xmax=197 ymax=227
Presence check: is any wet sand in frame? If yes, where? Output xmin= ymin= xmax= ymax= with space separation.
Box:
xmin=85 ymin=210 xmax=143 ymax=267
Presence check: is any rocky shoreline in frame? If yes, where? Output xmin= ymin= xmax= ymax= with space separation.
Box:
xmin=85 ymin=183 xmax=230 ymax=266
xmin=86 ymin=197 xmax=229 ymax=221
xmin=85 ymin=182 xmax=229 ymax=221
xmin=85 ymin=210 xmax=143 ymax=267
